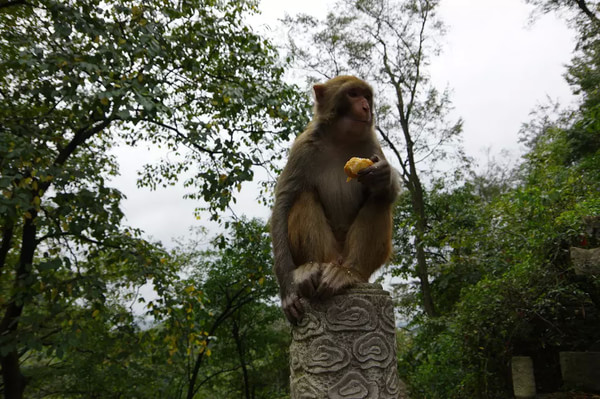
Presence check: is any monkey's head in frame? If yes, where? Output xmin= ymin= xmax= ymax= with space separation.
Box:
xmin=313 ymin=76 xmax=374 ymax=129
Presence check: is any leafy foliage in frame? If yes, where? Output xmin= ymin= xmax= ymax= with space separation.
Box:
xmin=397 ymin=4 xmax=600 ymax=397
xmin=154 ymin=219 xmax=288 ymax=399
xmin=399 ymin=118 xmax=600 ymax=397
xmin=18 ymin=219 xmax=290 ymax=399
xmin=0 ymin=0 xmax=306 ymax=397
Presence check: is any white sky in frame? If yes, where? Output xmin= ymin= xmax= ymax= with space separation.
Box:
xmin=111 ymin=0 xmax=577 ymax=248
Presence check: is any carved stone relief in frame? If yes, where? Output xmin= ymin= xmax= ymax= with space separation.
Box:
xmin=290 ymin=283 xmax=407 ymax=399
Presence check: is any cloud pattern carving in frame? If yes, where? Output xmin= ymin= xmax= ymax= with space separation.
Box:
xmin=328 ymin=371 xmax=379 ymax=399
xmin=304 ymin=337 xmax=351 ymax=374
xmin=290 ymin=284 xmax=403 ymax=399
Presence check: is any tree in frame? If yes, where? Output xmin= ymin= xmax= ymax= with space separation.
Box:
xmin=0 ymin=1 xmax=306 ymax=397
xmin=283 ymin=0 xmax=464 ymax=317
xmin=398 ymin=112 xmax=600 ymax=397
xmin=396 ymin=2 xmax=600 ymax=396
xmin=20 ymin=219 xmax=291 ymax=398
xmin=154 ymin=219 xmax=289 ymax=399
xmin=22 ymin=295 xmax=180 ymax=398
xmin=526 ymin=0 xmax=600 ymax=28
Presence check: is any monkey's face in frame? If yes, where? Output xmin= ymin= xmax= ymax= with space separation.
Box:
xmin=330 ymin=84 xmax=374 ymax=143
xmin=313 ymin=76 xmax=375 ymax=127
xmin=343 ymin=87 xmax=373 ymax=124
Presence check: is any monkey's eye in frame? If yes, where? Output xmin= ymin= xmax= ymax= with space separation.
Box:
xmin=348 ymin=89 xmax=359 ymax=98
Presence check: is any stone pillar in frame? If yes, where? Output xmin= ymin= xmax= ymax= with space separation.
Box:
xmin=289 ymin=283 xmax=405 ymax=399
xmin=559 ymin=351 xmax=600 ymax=392
xmin=511 ymin=356 xmax=536 ymax=399
xmin=570 ymin=247 xmax=600 ymax=276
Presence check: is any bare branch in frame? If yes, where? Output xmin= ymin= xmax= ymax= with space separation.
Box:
xmin=0 ymin=0 xmax=29 ymax=9
xmin=574 ymin=0 xmax=600 ymax=25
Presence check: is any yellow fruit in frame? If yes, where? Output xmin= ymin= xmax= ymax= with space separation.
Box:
xmin=344 ymin=157 xmax=374 ymax=182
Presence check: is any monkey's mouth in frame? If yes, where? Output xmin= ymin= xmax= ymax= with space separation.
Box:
xmin=349 ymin=116 xmax=372 ymax=124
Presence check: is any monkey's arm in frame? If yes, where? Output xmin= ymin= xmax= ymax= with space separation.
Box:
xmin=270 ymin=143 xmax=312 ymax=324
xmin=357 ymin=154 xmax=400 ymax=203
xmin=271 ymin=180 xmax=302 ymax=323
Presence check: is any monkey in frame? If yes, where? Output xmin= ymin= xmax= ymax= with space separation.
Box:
xmin=270 ymin=76 xmax=400 ymax=324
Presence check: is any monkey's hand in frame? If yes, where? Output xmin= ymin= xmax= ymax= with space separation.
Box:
xmin=281 ymin=287 xmax=304 ymax=325
xmin=315 ymin=263 xmax=366 ymax=298
xmin=293 ymin=262 xmax=323 ymax=299
xmin=357 ymin=155 xmax=394 ymax=197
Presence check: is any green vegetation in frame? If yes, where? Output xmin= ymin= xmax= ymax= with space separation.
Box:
xmin=0 ymin=0 xmax=305 ymax=397
xmin=395 ymin=2 xmax=600 ymax=397
xmin=1 ymin=0 xmax=599 ymax=398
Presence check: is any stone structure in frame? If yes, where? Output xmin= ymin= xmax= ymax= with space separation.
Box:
xmin=570 ymin=215 xmax=600 ymax=276
xmin=570 ymin=247 xmax=600 ymax=276
xmin=511 ymin=356 xmax=536 ymax=399
xmin=559 ymin=351 xmax=600 ymax=393
xmin=289 ymin=283 xmax=405 ymax=399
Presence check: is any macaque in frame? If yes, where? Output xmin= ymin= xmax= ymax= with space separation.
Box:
xmin=271 ymin=75 xmax=400 ymax=324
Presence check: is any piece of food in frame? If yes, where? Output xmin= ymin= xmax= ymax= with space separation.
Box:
xmin=344 ymin=157 xmax=374 ymax=182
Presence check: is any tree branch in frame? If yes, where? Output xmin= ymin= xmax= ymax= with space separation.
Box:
xmin=187 ymin=292 xmax=256 ymax=399
xmin=574 ymin=0 xmax=600 ymax=25
xmin=376 ymin=125 xmax=409 ymax=183
xmin=53 ymin=118 xmax=114 ymax=168
xmin=194 ymin=366 xmax=242 ymax=389
xmin=0 ymin=0 xmax=28 ymax=9
xmin=406 ymin=2 xmax=429 ymax=124
xmin=143 ymin=119 xmax=222 ymax=158
xmin=0 ymin=221 xmax=14 ymax=272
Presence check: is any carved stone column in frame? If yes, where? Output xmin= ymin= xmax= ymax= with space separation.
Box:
xmin=511 ymin=356 xmax=536 ymax=399
xmin=289 ymin=283 xmax=405 ymax=399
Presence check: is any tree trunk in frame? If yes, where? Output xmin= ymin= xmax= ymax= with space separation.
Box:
xmin=409 ymin=173 xmax=437 ymax=317
xmin=0 ymin=351 xmax=26 ymax=399
xmin=232 ymin=320 xmax=250 ymax=399
xmin=186 ymin=349 xmax=205 ymax=399
xmin=0 ymin=216 xmax=38 ymax=399
xmin=400 ymin=112 xmax=436 ymax=318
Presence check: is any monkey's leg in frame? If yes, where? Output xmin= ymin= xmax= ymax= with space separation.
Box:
xmin=317 ymin=199 xmax=393 ymax=298
xmin=288 ymin=191 xmax=340 ymax=297
xmin=343 ymin=199 xmax=393 ymax=278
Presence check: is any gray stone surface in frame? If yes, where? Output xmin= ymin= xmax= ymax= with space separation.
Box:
xmin=290 ymin=283 xmax=407 ymax=399
xmin=570 ymin=247 xmax=600 ymax=276
xmin=583 ymin=216 xmax=600 ymax=241
xmin=559 ymin=351 xmax=600 ymax=393
xmin=512 ymin=356 xmax=537 ymax=399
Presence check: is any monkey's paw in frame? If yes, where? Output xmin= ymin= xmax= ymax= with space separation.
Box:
xmin=344 ymin=157 xmax=374 ymax=182
xmin=293 ymin=261 xmax=323 ymax=298
xmin=281 ymin=291 xmax=304 ymax=325
xmin=315 ymin=263 xmax=364 ymax=298
xmin=357 ymin=156 xmax=394 ymax=195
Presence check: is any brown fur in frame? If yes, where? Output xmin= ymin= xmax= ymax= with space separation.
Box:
xmin=271 ymin=76 xmax=399 ymax=323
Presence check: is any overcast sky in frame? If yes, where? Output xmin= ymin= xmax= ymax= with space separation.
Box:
xmin=111 ymin=0 xmax=577 ymax=248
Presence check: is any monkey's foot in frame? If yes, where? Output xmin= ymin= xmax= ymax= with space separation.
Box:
xmin=293 ymin=261 xmax=324 ymax=298
xmin=315 ymin=263 xmax=364 ymax=298
xmin=281 ymin=291 xmax=304 ymax=325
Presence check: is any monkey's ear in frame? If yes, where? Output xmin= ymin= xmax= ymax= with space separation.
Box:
xmin=313 ymin=84 xmax=326 ymax=103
